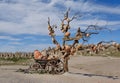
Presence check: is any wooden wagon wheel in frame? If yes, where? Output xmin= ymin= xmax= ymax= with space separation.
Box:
xmin=54 ymin=59 xmax=64 ymax=74
xmin=45 ymin=59 xmax=64 ymax=74
xmin=45 ymin=60 xmax=54 ymax=74
xmin=29 ymin=62 xmax=42 ymax=71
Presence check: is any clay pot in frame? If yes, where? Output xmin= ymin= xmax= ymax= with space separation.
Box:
xmin=112 ymin=42 xmax=117 ymax=47
xmin=56 ymin=44 xmax=60 ymax=47
xmin=76 ymin=44 xmax=82 ymax=50
xmin=61 ymin=29 xmax=64 ymax=33
xmin=61 ymin=46 xmax=65 ymax=50
xmin=49 ymin=32 xmax=55 ymax=36
xmin=70 ymin=48 xmax=76 ymax=55
xmin=64 ymin=16 xmax=67 ymax=20
xmin=86 ymin=33 xmax=90 ymax=37
xmin=56 ymin=44 xmax=61 ymax=50
xmin=34 ymin=50 xmax=43 ymax=60
xmin=65 ymin=45 xmax=71 ymax=52
xmin=47 ymin=56 xmax=52 ymax=60
xmin=48 ymin=25 xmax=51 ymax=30
xmin=65 ymin=32 xmax=70 ymax=37
xmin=78 ymin=44 xmax=82 ymax=48
xmin=66 ymin=18 xmax=70 ymax=22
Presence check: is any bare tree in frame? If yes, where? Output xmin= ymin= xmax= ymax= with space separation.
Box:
xmin=47 ymin=8 xmax=109 ymax=72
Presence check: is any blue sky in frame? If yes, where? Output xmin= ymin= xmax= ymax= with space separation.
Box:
xmin=0 ymin=0 xmax=120 ymax=52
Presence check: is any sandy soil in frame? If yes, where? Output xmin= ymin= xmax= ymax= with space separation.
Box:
xmin=0 ymin=56 xmax=120 ymax=83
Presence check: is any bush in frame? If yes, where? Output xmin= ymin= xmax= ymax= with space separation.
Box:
xmin=0 ymin=57 xmax=27 ymax=62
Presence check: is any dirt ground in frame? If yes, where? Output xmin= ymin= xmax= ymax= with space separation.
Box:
xmin=0 ymin=56 xmax=120 ymax=83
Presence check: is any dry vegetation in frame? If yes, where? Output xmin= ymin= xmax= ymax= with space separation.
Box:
xmin=0 ymin=52 xmax=33 ymax=65
xmin=0 ymin=42 xmax=119 ymax=65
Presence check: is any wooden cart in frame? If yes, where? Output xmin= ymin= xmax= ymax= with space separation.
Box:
xmin=29 ymin=58 xmax=64 ymax=74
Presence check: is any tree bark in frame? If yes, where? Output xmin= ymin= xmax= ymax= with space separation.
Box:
xmin=64 ymin=57 xmax=69 ymax=72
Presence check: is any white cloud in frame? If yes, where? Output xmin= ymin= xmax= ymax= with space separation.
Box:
xmin=0 ymin=0 xmax=62 ymax=35
xmin=93 ymin=5 xmax=120 ymax=15
xmin=69 ymin=18 xmax=120 ymax=31
xmin=23 ymin=44 xmax=54 ymax=51
xmin=64 ymin=0 xmax=120 ymax=15
xmin=11 ymin=42 xmax=22 ymax=45
xmin=0 ymin=0 xmax=120 ymax=35
xmin=0 ymin=43 xmax=54 ymax=52
xmin=0 ymin=35 xmax=20 ymax=41
xmin=0 ymin=45 xmax=16 ymax=52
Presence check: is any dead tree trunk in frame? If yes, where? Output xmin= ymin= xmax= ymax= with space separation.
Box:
xmin=64 ymin=57 xmax=69 ymax=72
xmin=47 ymin=8 xmax=102 ymax=72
